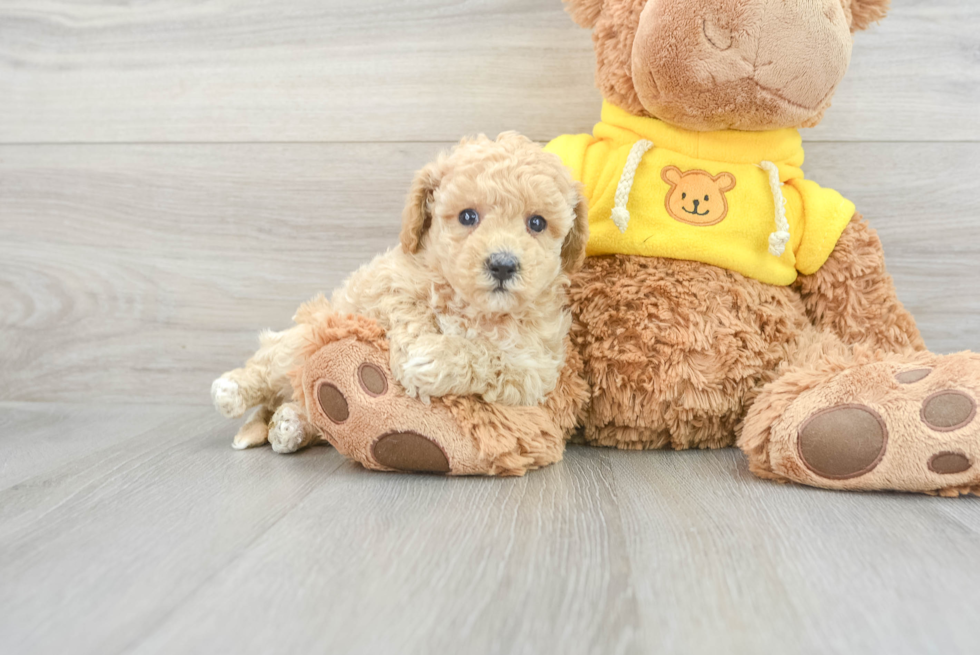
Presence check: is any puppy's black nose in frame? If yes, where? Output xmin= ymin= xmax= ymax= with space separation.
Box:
xmin=486 ymin=252 xmax=520 ymax=283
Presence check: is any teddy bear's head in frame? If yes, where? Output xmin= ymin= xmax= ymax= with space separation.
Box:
xmin=563 ymin=0 xmax=890 ymax=131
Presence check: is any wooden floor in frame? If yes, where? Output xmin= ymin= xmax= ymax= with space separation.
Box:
xmin=1 ymin=1 xmax=979 ymax=653
xmin=3 ymin=404 xmax=980 ymax=654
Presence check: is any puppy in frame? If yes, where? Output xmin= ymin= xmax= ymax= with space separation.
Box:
xmin=211 ymin=132 xmax=589 ymax=453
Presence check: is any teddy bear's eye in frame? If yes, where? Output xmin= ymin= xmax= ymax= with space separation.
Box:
xmin=527 ymin=215 xmax=548 ymax=233
xmin=704 ymin=195 xmax=710 ymax=202
xmin=682 ymin=193 xmax=687 ymax=200
xmin=458 ymin=209 xmax=480 ymax=227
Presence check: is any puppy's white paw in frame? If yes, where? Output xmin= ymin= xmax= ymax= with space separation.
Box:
xmin=398 ymin=354 xmax=443 ymax=404
xmin=269 ymin=406 xmax=307 ymax=454
xmin=212 ymin=377 xmax=247 ymax=418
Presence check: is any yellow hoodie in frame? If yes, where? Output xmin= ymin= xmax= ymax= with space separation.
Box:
xmin=545 ymin=102 xmax=856 ymax=286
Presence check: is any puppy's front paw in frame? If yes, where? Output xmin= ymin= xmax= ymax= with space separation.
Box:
xmin=212 ymin=377 xmax=247 ymax=418
xmin=268 ymin=405 xmax=311 ymax=454
xmin=481 ymin=383 xmax=545 ymax=407
xmin=398 ymin=354 xmax=440 ymax=404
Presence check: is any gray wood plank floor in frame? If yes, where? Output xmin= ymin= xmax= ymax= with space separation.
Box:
xmin=2 ymin=0 xmax=979 ymax=653
xmin=2 ymin=404 xmax=980 ymax=655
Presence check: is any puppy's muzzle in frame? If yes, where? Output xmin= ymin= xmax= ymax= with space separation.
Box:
xmin=486 ymin=252 xmax=520 ymax=285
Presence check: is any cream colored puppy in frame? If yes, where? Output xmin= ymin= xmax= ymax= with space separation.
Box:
xmin=212 ymin=133 xmax=589 ymax=453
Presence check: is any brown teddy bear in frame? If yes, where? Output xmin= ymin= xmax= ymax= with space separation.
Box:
xmin=294 ymin=0 xmax=980 ymax=495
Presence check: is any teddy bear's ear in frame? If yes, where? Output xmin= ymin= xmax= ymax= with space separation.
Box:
xmin=562 ymin=0 xmax=604 ymax=29
xmin=400 ymin=161 xmax=442 ymax=254
xmin=848 ymin=0 xmax=891 ymax=32
xmin=561 ymin=186 xmax=591 ymax=274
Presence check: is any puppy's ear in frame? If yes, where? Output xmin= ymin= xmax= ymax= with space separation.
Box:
xmin=561 ymin=187 xmax=591 ymax=274
xmin=563 ymin=0 xmax=604 ymax=29
xmin=847 ymin=0 xmax=890 ymax=32
xmin=401 ymin=161 xmax=442 ymax=254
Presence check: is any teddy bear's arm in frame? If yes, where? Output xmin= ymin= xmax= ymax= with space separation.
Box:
xmin=794 ymin=212 xmax=926 ymax=354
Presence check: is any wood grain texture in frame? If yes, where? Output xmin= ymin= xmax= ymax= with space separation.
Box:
xmin=0 ymin=405 xmax=340 ymax=655
xmin=1 ymin=404 xmax=978 ymax=655
xmin=608 ymin=450 xmax=980 ymax=653
xmin=0 ymin=402 xmax=182 ymax=490
xmin=2 ymin=141 xmax=978 ymax=404
xmin=2 ymin=1 xmax=979 ymax=653
xmin=0 ymin=0 xmax=977 ymax=144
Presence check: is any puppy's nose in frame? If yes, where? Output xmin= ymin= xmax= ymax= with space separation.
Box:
xmin=486 ymin=252 xmax=520 ymax=283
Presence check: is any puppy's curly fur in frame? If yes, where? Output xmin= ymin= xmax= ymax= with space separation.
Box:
xmin=212 ymin=133 xmax=589 ymax=450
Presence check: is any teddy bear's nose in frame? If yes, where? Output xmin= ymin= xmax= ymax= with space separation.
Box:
xmin=486 ymin=252 xmax=520 ymax=282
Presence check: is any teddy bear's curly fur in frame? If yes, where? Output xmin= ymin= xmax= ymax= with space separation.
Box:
xmin=285 ymin=0 xmax=980 ymax=495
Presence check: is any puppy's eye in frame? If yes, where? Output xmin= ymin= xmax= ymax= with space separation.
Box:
xmin=527 ymin=215 xmax=547 ymax=234
xmin=681 ymin=193 xmax=687 ymax=200
xmin=458 ymin=209 xmax=480 ymax=227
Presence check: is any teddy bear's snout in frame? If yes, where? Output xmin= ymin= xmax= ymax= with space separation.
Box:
xmin=630 ymin=0 xmax=854 ymax=130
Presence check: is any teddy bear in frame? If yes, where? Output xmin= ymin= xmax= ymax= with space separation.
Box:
xmin=291 ymin=0 xmax=980 ymax=496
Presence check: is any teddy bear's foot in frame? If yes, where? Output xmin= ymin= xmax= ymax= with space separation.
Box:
xmin=743 ymin=352 xmax=980 ymax=496
xmin=300 ymin=334 xmax=566 ymax=476
xmin=299 ymin=337 xmax=489 ymax=475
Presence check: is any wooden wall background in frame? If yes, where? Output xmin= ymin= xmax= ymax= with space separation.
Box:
xmin=1 ymin=0 xmax=978 ymax=405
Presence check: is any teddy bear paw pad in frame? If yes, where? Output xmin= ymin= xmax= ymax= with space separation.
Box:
xmin=317 ymin=383 xmax=350 ymax=423
xmin=302 ymin=336 xmax=485 ymax=475
xmin=921 ymin=390 xmax=976 ymax=432
xmin=895 ymin=368 xmax=932 ymax=385
xmin=372 ymin=432 xmax=451 ymax=473
xmin=928 ymin=451 xmax=973 ymax=475
xmin=358 ymin=363 xmax=388 ymax=396
xmin=797 ymin=404 xmax=888 ymax=480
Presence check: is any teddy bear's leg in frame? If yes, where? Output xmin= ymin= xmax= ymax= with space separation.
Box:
xmin=741 ymin=327 xmax=980 ymax=496
xmin=296 ymin=315 xmax=581 ymax=476
xmin=794 ymin=212 xmax=926 ymax=353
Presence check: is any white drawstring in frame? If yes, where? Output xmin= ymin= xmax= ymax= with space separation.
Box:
xmin=611 ymin=146 xmax=790 ymax=257
xmin=760 ymin=161 xmax=790 ymax=257
xmin=610 ymin=140 xmax=654 ymax=233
